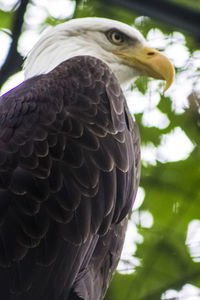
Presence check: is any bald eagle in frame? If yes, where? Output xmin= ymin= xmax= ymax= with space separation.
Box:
xmin=0 ymin=18 xmax=174 ymax=300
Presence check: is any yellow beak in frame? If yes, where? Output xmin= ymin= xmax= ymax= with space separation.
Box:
xmin=112 ymin=46 xmax=175 ymax=91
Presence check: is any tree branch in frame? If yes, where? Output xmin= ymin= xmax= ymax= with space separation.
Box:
xmin=0 ymin=0 xmax=30 ymax=89
xmin=101 ymin=0 xmax=200 ymax=40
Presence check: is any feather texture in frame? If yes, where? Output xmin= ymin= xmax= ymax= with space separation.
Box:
xmin=0 ymin=56 xmax=140 ymax=299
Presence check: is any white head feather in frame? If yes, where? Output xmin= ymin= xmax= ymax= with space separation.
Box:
xmin=24 ymin=17 xmax=146 ymax=85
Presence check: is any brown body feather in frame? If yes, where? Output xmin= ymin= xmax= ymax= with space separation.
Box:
xmin=0 ymin=56 xmax=140 ymax=300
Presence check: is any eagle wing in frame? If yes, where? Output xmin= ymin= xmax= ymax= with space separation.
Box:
xmin=0 ymin=56 xmax=140 ymax=300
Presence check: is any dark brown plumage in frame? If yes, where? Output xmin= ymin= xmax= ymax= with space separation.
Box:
xmin=0 ymin=56 xmax=140 ymax=299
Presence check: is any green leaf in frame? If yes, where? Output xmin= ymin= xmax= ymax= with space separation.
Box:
xmin=134 ymin=77 xmax=149 ymax=95
xmin=0 ymin=10 xmax=13 ymax=30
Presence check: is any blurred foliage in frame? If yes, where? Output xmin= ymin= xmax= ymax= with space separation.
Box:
xmin=170 ymin=0 xmax=200 ymax=11
xmin=0 ymin=9 xmax=13 ymax=30
xmin=1 ymin=0 xmax=200 ymax=299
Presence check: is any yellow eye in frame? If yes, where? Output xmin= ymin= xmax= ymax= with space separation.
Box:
xmin=107 ymin=30 xmax=125 ymax=45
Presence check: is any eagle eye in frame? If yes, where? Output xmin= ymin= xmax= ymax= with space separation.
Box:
xmin=106 ymin=30 xmax=125 ymax=45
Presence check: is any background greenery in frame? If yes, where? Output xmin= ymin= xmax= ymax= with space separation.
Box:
xmin=0 ymin=0 xmax=200 ymax=299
